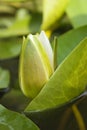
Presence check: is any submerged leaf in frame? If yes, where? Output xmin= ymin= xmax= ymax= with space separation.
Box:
xmin=25 ymin=38 xmax=87 ymax=112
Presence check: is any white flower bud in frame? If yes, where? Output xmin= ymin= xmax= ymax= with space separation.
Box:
xmin=19 ymin=31 xmax=54 ymax=98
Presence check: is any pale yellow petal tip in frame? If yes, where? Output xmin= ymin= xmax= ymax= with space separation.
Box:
xmin=38 ymin=31 xmax=54 ymax=71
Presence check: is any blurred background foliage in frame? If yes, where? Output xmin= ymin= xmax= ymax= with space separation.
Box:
xmin=0 ymin=0 xmax=71 ymax=91
xmin=0 ymin=0 xmax=87 ymax=130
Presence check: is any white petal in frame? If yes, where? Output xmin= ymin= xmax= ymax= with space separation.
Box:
xmin=38 ymin=31 xmax=53 ymax=70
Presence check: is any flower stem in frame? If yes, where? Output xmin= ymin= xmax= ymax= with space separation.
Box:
xmin=72 ymin=104 xmax=86 ymax=130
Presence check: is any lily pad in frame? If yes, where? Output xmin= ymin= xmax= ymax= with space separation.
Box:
xmin=0 ymin=105 xmax=39 ymax=130
xmin=0 ymin=38 xmax=21 ymax=60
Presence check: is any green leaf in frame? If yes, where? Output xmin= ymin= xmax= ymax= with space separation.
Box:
xmin=0 ymin=38 xmax=21 ymax=60
xmin=58 ymin=25 xmax=87 ymax=64
xmin=0 ymin=104 xmax=39 ymax=130
xmin=0 ymin=67 xmax=10 ymax=89
xmin=0 ymin=11 xmax=30 ymax=38
xmin=66 ymin=0 xmax=87 ymax=28
xmin=41 ymin=0 xmax=69 ymax=30
xmin=25 ymin=38 xmax=87 ymax=113
xmin=0 ymin=10 xmax=42 ymax=38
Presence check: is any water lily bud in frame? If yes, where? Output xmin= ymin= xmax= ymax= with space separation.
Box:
xmin=19 ymin=31 xmax=54 ymax=98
